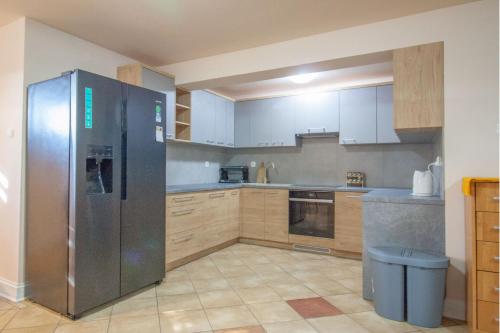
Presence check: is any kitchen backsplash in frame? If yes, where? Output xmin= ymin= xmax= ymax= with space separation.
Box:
xmin=167 ymin=137 xmax=439 ymax=189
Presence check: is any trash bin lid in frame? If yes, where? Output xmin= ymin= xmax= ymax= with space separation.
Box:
xmin=368 ymin=246 xmax=449 ymax=269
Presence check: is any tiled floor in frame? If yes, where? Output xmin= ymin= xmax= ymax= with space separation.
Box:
xmin=0 ymin=243 xmax=467 ymax=333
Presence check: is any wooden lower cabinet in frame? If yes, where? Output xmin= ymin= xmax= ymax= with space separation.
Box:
xmin=465 ymin=180 xmax=499 ymax=333
xmin=334 ymin=192 xmax=363 ymax=254
xmin=240 ymin=188 xmax=289 ymax=243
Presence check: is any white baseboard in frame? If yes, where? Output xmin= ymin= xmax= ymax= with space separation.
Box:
xmin=0 ymin=277 xmax=25 ymax=302
xmin=443 ymin=297 xmax=466 ymax=321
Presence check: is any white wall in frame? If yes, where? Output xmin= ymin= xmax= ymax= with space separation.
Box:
xmin=0 ymin=18 xmax=26 ymax=300
xmin=161 ymin=0 xmax=499 ymax=319
xmin=0 ymin=18 xmax=136 ymax=301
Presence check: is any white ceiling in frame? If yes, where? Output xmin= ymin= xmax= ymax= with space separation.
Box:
xmin=212 ymin=62 xmax=393 ymax=100
xmin=0 ymin=0 xmax=476 ymax=65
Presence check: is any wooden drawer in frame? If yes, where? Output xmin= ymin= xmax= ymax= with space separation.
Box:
xmin=205 ymin=191 xmax=228 ymax=225
xmin=166 ymin=228 xmax=203 ymax=263
xmin=476 ymin=183 xmax=499 ymax=212
xmin=478 ymin=271 xmax=499 ymax=303
xmin=477 ymin=212 xmax=499 ymax=243
xmin=477 ymin=301 xmax=499 ymax=333
xmin=167 ymin=205 xmax=203 ymax=234
xmin=477 ymin=241 xmax=499 ymax=272
xmin=265 ymin=223 xmax=289 ymax=243
xmin=167 ymin=192 xmax=206 ymax=208
xmin=240 ymin=222 xmax=265 ymax=239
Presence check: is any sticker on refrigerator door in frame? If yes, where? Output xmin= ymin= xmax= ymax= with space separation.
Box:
xmin=84 ymin=87 xmax=93 ymax=128
xmin=155 ymin=126 xmax=164 ymax=142
xmin=155 ymin=104 xmax=162 ymax=123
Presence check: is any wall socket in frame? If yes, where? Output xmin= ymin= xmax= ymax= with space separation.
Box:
xmin=250 ymin=161 xmax=256 ymax=168
xmin=204 ymin=161 xmax=210 ymax=167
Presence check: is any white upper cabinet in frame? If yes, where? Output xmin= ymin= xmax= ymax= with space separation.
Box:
xmin=225 ymin=99 xmax=235 ymax=147
xmin=191 ymin=90 xmax=215 ymax=145
xmin=376 ymin=85 xmax=400 ymax=144
xmin=295 ymin=91 xmax=339 ymax=134
xmin=250 ymin=99 xmax=273 ymax=147
xmin=339 ymin=87 xmax=377 ymax=144
xmin=214 ymin=95 xmax=226 ymax=146
xmin=235 ymin=101 xmax=252 ymax=148
xmin=270 ymin=96 xmax=296 ymax=146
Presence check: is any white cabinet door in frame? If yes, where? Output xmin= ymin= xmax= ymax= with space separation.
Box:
xmin=191 ymin=90 xmax=215 ymax=145
xmin=141 ymin=68 xmax=176 ymax=139
xmin=214 ymin=95 xmax=226 ymax=146
xmin=295 ymin=91 xmax=339 ymax=134
xmin=234 ymin=101 xmax=251 ymax=147
xmin=270 ymin=96 xmax=296 ymax=146
xmin=339 ymin=87 xmax=377 ymax=144
xmin=225 ymin=99 xmax=235 ymax=147
xmin=376 ymin=85 xmax=400 ymax=144
xmin=250 ymin=99 xmax=273 ymax=147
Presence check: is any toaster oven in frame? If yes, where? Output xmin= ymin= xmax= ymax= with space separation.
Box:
xmin=219 ymin=166 xmax=249 ymax=183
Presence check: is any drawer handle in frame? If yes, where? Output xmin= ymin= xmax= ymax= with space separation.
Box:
xmin=494 ymin=287 xmax=499 ymax=292
xmin=172 ymin=209 xmax=194 ymax=216
xmin=492 ymin=225 xmax=500 ymax=231
xmin=173 ymin=234 xmax=193 ymax=244
xmin=231 ymin=192 xmax=238 ymax=196
xmin=493 ymin=196 xmax=500 ymax=201
xmin=173 ymin=196 xmax=194 ymax=203
xmin=493 ymin=256 xmax=500 ymax=261
xmin=346 ymin=195 xmax=363 ymax=198
xmin=209 ymin=193 xmax=225 ymax=198
xmin=495 ymin=317 xmax=500 ymax=322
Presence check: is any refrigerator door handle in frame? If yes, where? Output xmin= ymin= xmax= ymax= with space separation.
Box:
xmin=121 ymin=92 xmax=127 ymax=200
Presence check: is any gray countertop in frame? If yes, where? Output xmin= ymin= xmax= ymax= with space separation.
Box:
xmin=166 ymin=183 xmax=443 ymax=205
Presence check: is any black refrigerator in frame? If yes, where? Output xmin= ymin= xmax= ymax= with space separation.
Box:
xmin=26 ymin=69 xmax=166 ymax=318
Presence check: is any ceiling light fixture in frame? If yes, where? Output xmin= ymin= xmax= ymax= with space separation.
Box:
xmin=288 ymin=73 xmax=318 ymax=84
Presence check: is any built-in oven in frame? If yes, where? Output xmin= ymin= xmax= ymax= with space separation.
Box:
xmin=289 ymin=190 xmax=334 ymax=239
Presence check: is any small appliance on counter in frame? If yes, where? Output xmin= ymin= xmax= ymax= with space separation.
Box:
xmin=412 ymin=156 xmax=442 ymax=197
xmin=346 ymin=172 xmax=365 ymax=187
xmin=219 ymin=166 xmax=249 ymax=183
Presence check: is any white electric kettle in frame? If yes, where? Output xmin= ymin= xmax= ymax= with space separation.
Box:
xmin=412 ymin=156 xmax=442 ymax=196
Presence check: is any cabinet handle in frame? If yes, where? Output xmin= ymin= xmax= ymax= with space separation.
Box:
xmin=166 ymin=133 xmax=173 ymax=138
xmin=345 ymin=195 xmax=363 ymax=198
xmin=231 ymin=191 xmax=238 ymax=196
xmin=217 ymin=141 xmax=224 ymax=145
xmin=493 ymin=256 xmax=500 ymax=261
xmin=307 ymin=127 xmax=326 ymax=134
xmin=493 ymin=196 xmax=500 ymax=201
xmin=173 ymin=196 xmax=194 ymax=203
xmin=494 ymin=287 xmax=499 ymax=292
xmin=173 ymin=234 xmax=193 ymax=244
xmin=492 ymin=225 xmax=500 ymax=231
xmin=206 ymin=140 xmax=215 ymax=144
xmin=209 ymin=193 xmax=225 ymax=198
xmin=495 ymin=317 xmax=500 ymax=322
xmin=172 ymin=209 xmax=194 ymax=216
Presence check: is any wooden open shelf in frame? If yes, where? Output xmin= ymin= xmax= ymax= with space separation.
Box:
xmin=175 ymin=88 xmax=191 ymax=141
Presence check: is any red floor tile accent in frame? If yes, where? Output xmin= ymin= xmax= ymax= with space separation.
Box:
xmin=287 ymin=297 xmax=343 ymax=319
xmin=214 ymin=326 xmax=266 ymax=333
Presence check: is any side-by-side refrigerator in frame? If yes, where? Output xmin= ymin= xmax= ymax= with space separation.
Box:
xmin=26 ymin=69 xmax=166 ymax=318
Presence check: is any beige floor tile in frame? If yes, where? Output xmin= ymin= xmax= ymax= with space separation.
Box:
xmin=185 ymin=258 xmax=217 ymax=271
xmin=75 ymin=303 xmax=113 ymax=322
xmin=218 ymin=265 xmax=255 ymax=278
xmin=125 ymin=286 xmax=157 ymax=300
xmin=55 ymin=319 xmax=109 ymax=333
xmin=0 ymin=299 xmax=15 ymax=310
xmin=212 ymin=258 xmax=245 ymax=267
xmin=349 ymin=311 xmax=417 ymax=333
xmin=226 ymin=276 xmax=266 ymax=289
xmin=205 ymin=305 xmax=258 ymax=331
xmin=322 ymin=268 xmax=358 ymax=280
xmin=111 ymin=297 xmax=157 ymax=318
xmin=109 ymin=314 xmax=160 ymax=333
xmin=5 ymin=305 xmax=61 ymax=329
xmin=248 ymin=301 xmax=301 ymax=324
xmin=258 ymin=272 xmax=299 ymax=285
xmin=0 ymin=309 xmax=18 ymax=329
xmin=308 ymin=314 xmax=371 ymax=333
xmin=289 ymin=270 xmax=326 ymax=282
xmin=235 ymin=287 xmax=281 ymax=304
xmin=160 ymin=309 xmax=212 ymax=332
xmin=269 ymin=283 xmax=318 ymax=300
xmin=189 ymin=267 xmax=224 ymax=280
xmin=266 ymin=254 xmax=298 ymax=264
xmin=276 ymin=262 xmax=306 ymax=273
xmin=304 ymin=280 xmax=352 ymax=296
xmin=325 ymin=294 xmax=373 ymax=313
xmin=165 ymin=270 xmax=190 ymax=282
xmin=420 ymin=326 xmax=468 ymax=333
xmin=288 ymin=252 xmax=325 ymax=261
xmin=263 ymin=319 xmax=317 ymax=333
xmin=156 ymin=281 xmax=195 ymax=296
xmin=2 ymin=324 xmax=58 ymax=333
xmin=192 ymin=278 xmax=231 ymax=292
xmin=247 ymin=264 xmax=284 ymax=274
xmin=157 ymin=293 xmax=202 ymax=313
xmin=198 ymin=289 xmax=243 ymax=308
xmin=239 ymin=256 xmax=272 ymax=265
xmin=337 ymin=276 xmax=363 ymax=293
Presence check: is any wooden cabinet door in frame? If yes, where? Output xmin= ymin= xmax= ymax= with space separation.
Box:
xmin=339 ymin=87 xmax=377 ymax=144
xmin=234 ymin=101 xmax=252 ymax=148
xmin=334 ymin=192 xmax=363 ymax=253
xmin=225 ymin=100 xmax=235 ymax=147
xmin=393 ymin=42 xmax=443 ymax=131
xmin=376 ymin=85 xmax=400 ymax=144
xmin=240 ymin=189 xmax=265 ymax=239
xmin=295 ymin=91 xmax=339 ymax=134
xmin=264 ymin=190 xmax=289 ymax=243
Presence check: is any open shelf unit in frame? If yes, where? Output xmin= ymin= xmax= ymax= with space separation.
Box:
xmin=175 ymin=88 xmax=191 ymax=141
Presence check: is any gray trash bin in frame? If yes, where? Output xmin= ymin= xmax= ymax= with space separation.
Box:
xmin=368 ymin=247 xmax=449 ymax=328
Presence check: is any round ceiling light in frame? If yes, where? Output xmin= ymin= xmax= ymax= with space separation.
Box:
xmin=288 ymin=73 xmax=318 ymax=84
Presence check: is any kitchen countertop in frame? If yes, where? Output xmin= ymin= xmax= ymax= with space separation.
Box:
xmin=166 ymin=183 xmax=443 ymax=205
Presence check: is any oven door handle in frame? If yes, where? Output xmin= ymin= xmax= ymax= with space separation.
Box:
xmin=289 ymin=198 xmax=334 ymax=204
